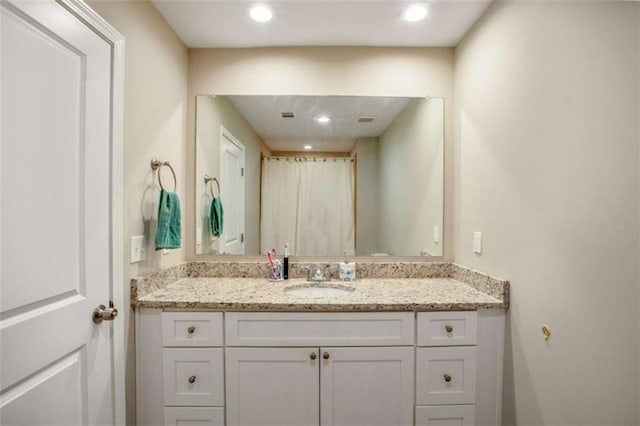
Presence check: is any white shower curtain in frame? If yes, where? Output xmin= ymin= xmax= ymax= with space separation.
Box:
xmin=260 ymin=158 xmax=355 ymax=256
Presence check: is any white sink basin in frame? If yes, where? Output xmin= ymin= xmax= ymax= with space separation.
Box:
xmin=284 ymin=284 xmax=354 ymax=298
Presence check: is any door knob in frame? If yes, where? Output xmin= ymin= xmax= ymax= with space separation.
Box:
xmin=323 ymin=352 xmax=330 ymax=360
xmin=93 ymin=301 xmax=118 ymax=324
xmin=310 ymin=352 xmax=317 ymax=360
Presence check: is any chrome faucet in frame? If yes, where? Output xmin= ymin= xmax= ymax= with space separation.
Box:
xmin=307 ymin=264 xmax=331 ymax=282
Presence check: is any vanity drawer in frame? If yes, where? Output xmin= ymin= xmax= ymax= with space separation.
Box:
xmin=162 ymin=312 xmax=223 ymax=347
xmin=225 ymin=312 xmax=415 ymax=346
xmin=416 ymin=347 xmax=477 ymax=405
xmin=163 ymin=407 xmax=224 ymax=425
xmin=162 ymin=348 xmax=224 ymax=406
xmin=415 ymin=405 xmax=476 ymax=426
xmin=417 ymin=311 xmax=477 ymax=346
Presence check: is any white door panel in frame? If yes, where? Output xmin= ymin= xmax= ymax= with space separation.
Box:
xmin=0 ymin=350 xmax=85 ymax=425
xmin=0 ymin=1 xmax=116 ymax=424
xmin=1 ymin=1 xmax=85 ymax=314
xmin=219 ymin=128 xmax=245 ymax=254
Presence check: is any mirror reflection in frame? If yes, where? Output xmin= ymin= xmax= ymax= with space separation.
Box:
xmin=195 ymin=95 xmax=444 ymax=257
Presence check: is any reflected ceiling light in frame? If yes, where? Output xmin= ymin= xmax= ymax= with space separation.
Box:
xmin=402 ymin=3 xmax=431 ymax=22
xmin=303 ymin=145 xmax=313 ymax=150
xmin=248 ymin=3 xmax=274 ymax=22
xmin=315 ymin=115 xmax=331 ymax=123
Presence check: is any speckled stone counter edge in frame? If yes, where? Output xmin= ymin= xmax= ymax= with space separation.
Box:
xmin=451 ymin=264 xmax=509 ymax=309
xmin=132 ymin=261 xmax=509 ymax=308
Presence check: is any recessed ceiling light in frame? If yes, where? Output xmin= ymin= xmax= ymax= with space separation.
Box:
xmin=248 ymin=3 xmax=274 ymax=23
xmin=402 ymin=3 xmax=431 ymax=22
xmin=303 ymin=145 xmax=313 ymax=150
xmin=316 ymin=115 xmax=331 ymax=123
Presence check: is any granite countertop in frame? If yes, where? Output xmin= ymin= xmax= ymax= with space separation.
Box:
xmin=135 ymin=276 xmax=505 ymax=311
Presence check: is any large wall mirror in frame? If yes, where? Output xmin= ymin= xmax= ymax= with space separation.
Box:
xmin=195 ymin=95 xmax=444 ymax=257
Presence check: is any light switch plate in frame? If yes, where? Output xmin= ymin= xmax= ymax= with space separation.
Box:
xmin=473 ymin=231 xmax=482 ymax=254
xmin=130 ymin=235 xmax=147 ymax=263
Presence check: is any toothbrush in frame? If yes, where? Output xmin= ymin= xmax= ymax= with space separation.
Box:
xmin=267 ymin=251 xmax=276 ymax=279
xmin=274 ymin=259 xmax=282 ymax=280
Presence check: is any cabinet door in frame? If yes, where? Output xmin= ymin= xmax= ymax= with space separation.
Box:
xmin=163 ymin=407 xmax=224 ymax=426
xmin=416 ymin=347 xmax=477 ymax=405
xmin=225 ymin=348 xmax=319 ymax=426
xmin=161 ymin=312 xmax=224 ymax=347
xmin=320 ymin=347 xmax=414 ymax=426
xmin=417 ymin=312 xmax=477 ymax=346
xmin=415 ymin=405 xmax=476 ymax=426
xmin=162 ymin=348 xmax=224 ymax=406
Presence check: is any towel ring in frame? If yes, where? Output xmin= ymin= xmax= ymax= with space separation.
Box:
xmin=204 ymin=175 xmax=220 ymax=198
xmin=150 ymin=158 xmax=177 ymax=192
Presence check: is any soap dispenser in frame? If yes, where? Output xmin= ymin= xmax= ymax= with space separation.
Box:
xmin=338 ymin=252 xmax=356 ymax=282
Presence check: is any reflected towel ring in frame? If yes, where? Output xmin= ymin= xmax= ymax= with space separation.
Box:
xmin=150 ymin=158 xmax=177 ymax=192
xmin=204 ymin=174 xmax=220 ymax=198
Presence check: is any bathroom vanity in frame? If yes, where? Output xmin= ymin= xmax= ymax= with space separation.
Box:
xmin=133 ymin=262 xmax=508 ymax=426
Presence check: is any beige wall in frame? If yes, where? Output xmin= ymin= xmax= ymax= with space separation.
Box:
xmin=454 ymin=1 xmax=639 ymax=424
xmin=379 ymin=98 xmax=444 ymax=256
xmin=187 ymin=47 xmax=455 ymax=260
xmin=354 ymin=138 xmax=380 ymax=255
xmin=86 ymin=1 xmax=188 ymax=424
xmin=86 ymin=3 xmax=640 ymax=423
xmin=195 ymin=95 xmax=263 ymax=255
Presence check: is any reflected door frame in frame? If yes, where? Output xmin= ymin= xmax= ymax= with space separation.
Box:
xmin=219 ymin=126 xmax=246 ymax=255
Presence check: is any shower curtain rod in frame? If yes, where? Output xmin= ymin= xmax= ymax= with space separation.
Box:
xmin=264 ymin=156 xmax=355 ymax=162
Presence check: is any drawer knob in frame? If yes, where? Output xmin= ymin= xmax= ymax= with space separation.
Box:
xmin=445 ymin=325 xmax=453 ymax=333
xmin=187 ymin=326 xmax=196 ymax=334
xmin=310 ymin=352 xmax=317 ymax=360
xmin=443 ymin=374 xmax=452 ymax=383
xmin=323 ymin=352 xmax=330 ymax=360
xmin=188 ymin=375 xmax=196 ymax=384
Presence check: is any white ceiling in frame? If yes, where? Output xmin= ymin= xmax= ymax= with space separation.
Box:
xmin=226 ymin=95 xmax=413 ymax=152
xmin=151 ymin=1 xmax=492 ymax=48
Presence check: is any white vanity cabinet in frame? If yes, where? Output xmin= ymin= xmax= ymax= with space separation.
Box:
xmin=224 ymin=312 xmax=415 ymax=426
xmin=136 ymin=310 xmax=504 ymax=426
xmin=415 ymin=311 xmax=505 ymax=426
xmin=137 ymin=310 xmax=225 ymax=426
xmin=225 ymin=346 xmax=414 ymax=426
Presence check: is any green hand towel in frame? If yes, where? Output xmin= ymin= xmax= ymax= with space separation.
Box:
xmin=210 ymin=197 xmax=224 ymax=237
xmin=155 ymin=189 xmax=182 ymax=250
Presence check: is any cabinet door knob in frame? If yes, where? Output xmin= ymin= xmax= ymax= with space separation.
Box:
xmin=187 ymin=326 xmax=196 ymax=334
xmin=188 ymin=375 xmax=196 ymax=384
xmin=445 ymin=325 xmax=453 ymax=333
xmin=443 ymin=374 xmax=452 ymax=383
xmin=322 ymin=352 xmax=330 ymax=360
xmin=310 ymin=352 xmax=317 ymax=360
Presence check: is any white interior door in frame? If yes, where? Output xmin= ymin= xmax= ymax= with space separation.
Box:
xmin=219 ymin=127 xmax=245 ymax=254
xmin=0 ymin=1 xmax=118 ymax=424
